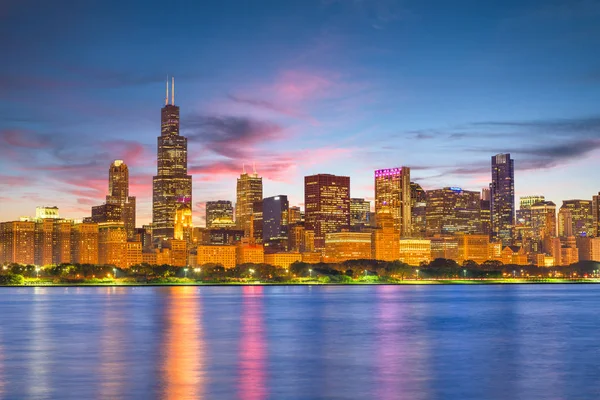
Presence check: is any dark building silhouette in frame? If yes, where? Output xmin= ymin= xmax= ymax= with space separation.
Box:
xmin=490 ymin=153 xmax=514 ymax=246
xmin=263 ymin=195 xmax=289 ymax=253
xmin=152 ymin=77 xmax=192 ymax=242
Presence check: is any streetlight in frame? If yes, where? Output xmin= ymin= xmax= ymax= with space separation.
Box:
xmin=463 ymin=269 xmax=467 ymax=279
xmin=113 ymin=268 xmax=117 ymax=279
xmin=416 ymin=269 xmax=419 ymax=280
xmin=309 ymin=268 xmax=312 ymax=278
xmin=183 ymin=268 xmax=188 ymax=278
xmin=35 ymin=267 xmax=40 ymax=279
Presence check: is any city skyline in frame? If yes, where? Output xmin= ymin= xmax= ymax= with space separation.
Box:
xmin=1 ymin=0 xmax=600 ymax=226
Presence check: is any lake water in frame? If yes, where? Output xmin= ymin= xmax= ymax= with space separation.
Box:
xmin=0 ymin=285 xmax=599 ymax=399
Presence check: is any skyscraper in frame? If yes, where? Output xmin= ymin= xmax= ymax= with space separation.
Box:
xmin=559 ymin=200 xmax=593 ymax=237
xmin=262 ymin=195 xmax=289 ymax=253
xmin=305 ymin=174 xmax=350 ymax=251
xmin=374 ymin=167 xmax=411 ymax=237
xmin=425 ymin=187 xmax=482 ymax=236
xmin=350 ymin=198 xmax=371 ymax=229
xmin=206 ymin=200 xmax=234 ymax=228
xmin=410 ymin=182 xmax=427 ymax=238
xmin=152 ymin=77 xmax=192 ymax=242
xmin=490 ymin=153 xmax=515 ymax=246
xmin=593 ymin=193 xmax=600 ymax=237
xmin=235 ymin=169 xmax=263 ymax=238
xmin=91 ymin=160 xmax=136 ymax=239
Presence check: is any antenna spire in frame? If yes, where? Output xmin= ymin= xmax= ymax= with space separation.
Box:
xmin=253 ymin=162 xmax=257 ymax=175
xmin=165 ymin=75 xmax=169 ymax=106
xmin=171 ymin=76 xmax=175 ymax=105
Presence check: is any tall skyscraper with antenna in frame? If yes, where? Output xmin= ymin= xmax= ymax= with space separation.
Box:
xmin=152 ymin=77 xmax=192 ymax=242
xmin=236 ymin=166 xmax=263 ymax=239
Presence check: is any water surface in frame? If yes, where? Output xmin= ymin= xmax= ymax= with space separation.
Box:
xmin=0 ymin=285 xmax=599 ymax=399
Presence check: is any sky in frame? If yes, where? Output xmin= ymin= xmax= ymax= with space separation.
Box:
xmin=1 ymin=0 xmax=599 ymax=226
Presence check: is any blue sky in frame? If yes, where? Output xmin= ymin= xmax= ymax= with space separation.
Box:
xmin=1 ymin=0 xmax=599 ymax=225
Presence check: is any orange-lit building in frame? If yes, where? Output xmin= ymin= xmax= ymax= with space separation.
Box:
xmin=98 ymin=222 xmax=127 ymax=268
xmin=72 ymin=222 xmax=99 ymax=265
xmin=301 ymin=252 xmax=321 ymax=264
xmin=53 ymin=220 xmax=72 ymax=264
xmin=323 ymin=232 xmax=372 ymax=263
xmin=169 ymin=239 xmax=188 ymax=267
xmin=501 ymin=246 xmax=528 ymax=265
xmin=536 ymin=254 xmax=555 ymax=267
xmin=34 ymin=219 xmax=54 ymax=266
xmin=125 ymin=241 xmax=143 ymax=268
xmin=236 ymin=171 xmax=263 ymax=238
xmin=430 ymin=236 xmax=459 ymax=260
xmin=236 ymin=242 xmax=265 ymax=265
xmin=264 ymin=252 xmax=302 ymax=269
xmin=174 ymin=203 xmax=193 ymax=246
xmin=457 ymin=234 xmax=490 ymax=264
xmin=373 ymin=209 xmax=399 ymax=261
xmin=196 ymin=245 xmax=236 ymax=268
xmin=0 ymin=221 xmax=35 ymax=265
xmin=398 ymin=239 xmax=431 ymax=266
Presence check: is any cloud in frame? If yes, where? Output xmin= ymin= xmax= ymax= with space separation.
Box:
xmin=227 ymin=94 xmax=314 ymax=121
xmin=185 ymin=115 xmax=285 ymax=159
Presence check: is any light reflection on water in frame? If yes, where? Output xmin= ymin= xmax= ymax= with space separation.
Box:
xmin=0 ymin=285 xmax=599 ymax=399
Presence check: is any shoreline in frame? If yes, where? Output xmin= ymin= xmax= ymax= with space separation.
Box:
xmin=2 ymin=279 xmax=599 ymax=288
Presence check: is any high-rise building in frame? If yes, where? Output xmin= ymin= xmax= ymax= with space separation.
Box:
xmin=531 ymin=201 xmax=557 ymax=242
xmin=490 ymin=153 xmax=515 ymax=246
xmin=481 ymin=188 xmax=491 ymax=202
xmin=288 ymin=206 xmax=302 ymax=224
xmin=305 ymin=174 xmax=350 ymax=250
xmin=516 ymin=196 xmax=545 ymax=226
xmin=71 ymin=222 xmax=99 ymax=265
xmin=262 ymin=195 xmax=289 ymax=253
xmin=0 ymin=221 xmax=35 ymax=265
xmin=558 ymin=208 xmax=573 ymax=238
xmin=98 ymin=222 xmax=127 ymax=268
xmin=174 ymin=203 xmax=193 ymax=245
xmin=372 ymin=209 xmax=399 ymax=261
xmin=251 ymin=201 xmax=263 ymax=244
xmin=410 ymin=182 xmax=427 ymax=238
xmin=374 ymin=167 xmax=411 ymax=237
xmin=559 ymin=200 xmax=593 ymax=237
xmin=92 ymin=160 xmax=136 ymax=239
xmin=206 ymin=201 xmax=234 ymax=228
xmin=480 ymin=189 xmax=491 ymax=237
xmin=152 ymin=78 xmax=192 ymax=242
xmin=594 ymin=193 xmax=600 ymax=237
xmin=235 ymin=170 xmax=263 ymax=238
xmin=35 ymin=206 xmax=59 ymax=220
xmin=398 ymin=239 xmax=431 ymax=266
xmin=350 ymin=198 xmax=371 ymax=229
xmin=425 ymin=187 xmax=481 ymax=236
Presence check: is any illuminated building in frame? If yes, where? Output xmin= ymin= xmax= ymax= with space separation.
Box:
xmin=35 ymin=206 xmax=59 ymax=220
xmin=288 ymin=224 xmax=305 ymax=252
xmin=323 ymin=231 xmax=372 ymax=263
xmin=0 ymin=221 xmax=35 ymax=265
xmin=98 ymin=222 xmax=127 ymax=268
xmin=91 ymin=160 xmax=136 ymax=239
xmin=264 ymin=252 xmax=302 ymax=269
xmin=304 ymin=230 xmax=315 ymax=252
xmin=488 ymin=241 xmax=502 ymax=261
xmin=480 ymin=190 xmax=491 ymax=236
xmin=410 ymin=182 xmax=427 ymax=238
xmin=125 ymin=241 xmax=142 ymax=268
xmin=52 ymin=220 xmax=72 ymax=264
xmin=207 ymin=229 xmax=244 ymax=245
xmin=139 ymin=225 xmax=153 ymax=249
xmin=490 ymin=153 xmax=515 ymax=246
xmin=236 ymin=169 xmax=263 ymax=238
xmin=531 ymin=201 xmax=556 ymax=240
xmin=289 ymin=206 xmax=302 ymax=224
xmin=34 ymin=219 xmax=54 ymax=266
xmin=174 ymin=203 xmax=193 ymax=245
xmin=430 ymin=236 xmax=459 ymax=260
xmin=425 ymin=187 xmax=481 ymax=236
xmin=577 ymin=237 xmax=600 ymax=262
xmin=168 ymin=239 xmax=187 ymax=267
xmin=536 ymin=254 xmax=555 ymax=267
xmin=373 ymin=209 xmax=399 ymax=261
xmin=501 ymin=246 xmax=528 ymax=265
xmin=374 ymin=167 xmax=411 ymax=237
xmin=593 ymin=192 xmax=600 ymax=237
xmin=559 ymin=200 xmax=593 ymax=237
xmin=398 ymin=239 xmax=431 ymax=266
xmin=457 ymin=234 xmax=490 ymax=264
xmin=251 ymin=200 xmax=263 ymax=244
xmin=350 ymin=198 xmax=371 ymax=229
xmin=71 ymin=222 xmax=99 ymax=265
xmin=520 ymin=196 xmax=545 ymax=210
xmin=196 ymin=245 xmax=236 ymax=269
xmin=152 ymin=78 xmax=193 ymax=242
xmin=263 ymin=195 xmax=289 ymax=253
xmin=481 ymin=188 xmax=491 ymax=201
xmin=561 ymin=246 xmax=579 ymax=266
xmin=558 ymin=208 xmax=573 ymax=238
xmin=142 ymin=250 xmax=158 ymax=265
xmin=301 ymin=252 xmax=321 ymax=264
xmin=305 ymin=174 xmax=350 ymax=250
xmin=206 ymin=201 xmax=234 ymax=228
xmin=236 ymin=241 xmax=265 ymax=265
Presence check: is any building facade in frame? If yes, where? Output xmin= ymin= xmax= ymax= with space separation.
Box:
xmin=490 ymin=153 xmax=515 ymax=246
xmin=235 ymin=171 xmax=263 ymax=238
xmin=374 ymin=167 xmax=411 ymax=237
xmin=425 ymin=187 xmax=482 ymax=236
